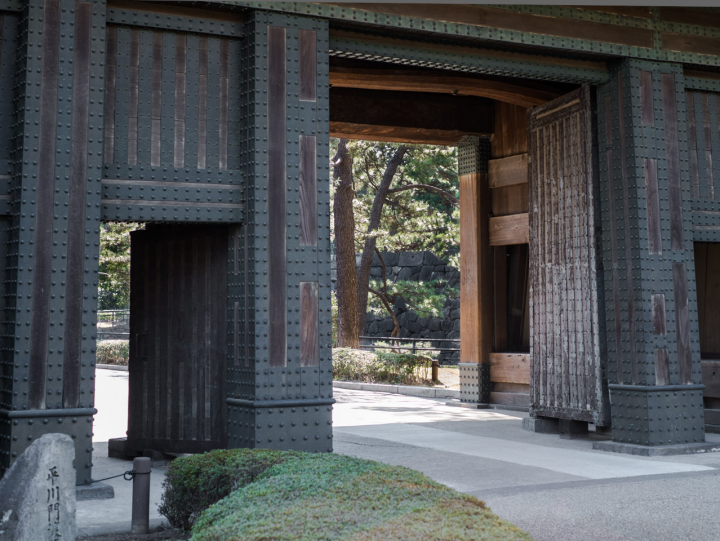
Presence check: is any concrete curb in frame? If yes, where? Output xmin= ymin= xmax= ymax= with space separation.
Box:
xmin=77 ymin=518 xmax=169 ymax=538
xmin=96 ymin=363 xmax=128 ymax=371
xmin=332 ymin=380 xmax=459 ymax=399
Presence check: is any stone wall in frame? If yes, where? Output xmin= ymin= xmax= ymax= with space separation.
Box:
xmin=331 ymin=251 xmax=461 ymax=364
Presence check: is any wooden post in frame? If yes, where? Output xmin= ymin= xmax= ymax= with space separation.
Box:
xmin=458 ymin=136 xmax=493 ymax=404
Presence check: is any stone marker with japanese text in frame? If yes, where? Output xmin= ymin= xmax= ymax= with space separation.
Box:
xmin=0 ymin=433 xmax=77 ymax=540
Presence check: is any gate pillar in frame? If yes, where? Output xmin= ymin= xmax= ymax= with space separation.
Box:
xmin=226 ymin=11 xmax=333 ymax=451
xmin=597 ymin=59 xmax=709 ymax=451
xmin=457 ymin=136 xmax=493 ymax=405
xmin=0 ymin=0 xmax=106 ymax=484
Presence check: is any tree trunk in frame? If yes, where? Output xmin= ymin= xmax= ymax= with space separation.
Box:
xmin=332 ymin=140 xmax=360 ymax=348
xmin=356 ymin=145 xmax=408 ymax=331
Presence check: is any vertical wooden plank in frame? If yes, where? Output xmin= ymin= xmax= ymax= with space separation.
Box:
xmin=652 ymin=293 xmax=666 ymax=335
xmin=493 ymin=246 xmax=507 ymax=352
xmin=655 ymin=348 xmax=670 ymax=386
xmin=128 ymin=231 xmax=144 ymax=441
xmin=169 ymin=239 xmax=180 ymax=441
xmin=174 ymin=33 xmax=186 ymax=168
xmin=144 ymin=240 xmax=154 ymax=438
xmin=268 ymin=26 xmax=287 ymax=368
xmin=136 ymin=29 xmax=153 ymax=167
xmin=299 ymin=29 xmax=317 ymax=102
xmin=618 ymin=74 xmax=638 ymax=384
xmin=184 ymin=34 xmax=199 ymax=171
xmin=182 ymin=238 xmax=193 ymax=441
xmin=191 ymin=235 xmax=200 ymax=439
xmin=29 ymin=0 xmax=60 ymax=410
xmin=559 ymin=118 xmax=570 ymax=410
xmin=62 ymin=1 xmax=92 ymax=409
xmin=639 ymin=70 xmax=655 ymax=126
xmin=299 ymin=135 xmax=317 ymax=246
xmin=574 ymin=112 xmax=589 ymax=407
xmin=673 ymin=262 xmax=692 ymax=384
xmin=565 ymin=116 xmax=577 ymax=409
xmin=703 ymin=93 xmax=715 ymax=200
xmin=151 ymin=31 xmax=162 ymax=167
xmin=460 ymin=171 xmax=480 ymax=365
xmin=103 ymin=25 xmax=117 ymax=164
xmin=688 ymin=92 xmax=700 ymax=199
xmin=218 ymin=39 xmax=229 ymax=170
xmin=644 ymin=158 xmax=662 ymax=255
xmin=197 ymin=36 xmax=208 ymax=169
xmin=151 ymin=235 xmax=160 ymax=438
xmin=159 ymin=239 xmax=169 ymax=440
xmin=300 ymin=282 xmax=319 ymax=367
xmin=543 ymin=124 xmax=553 ymax=406
xmin=695 ymin=242 xmax=707 ymax=357
xmin=128 ymin=29 xmax=139 ymax=166
xmin=705 ymin=244 xmax=720 ymax=356
xmin=661 ymin=74 xmax=685 ymax=252
xmin=203 ymin=239 xmax=212 ymax=441
xmin=528 ymin=127 xmax=538 ymax=404
xmin=234 ymin=301 xmax=239 ymax=366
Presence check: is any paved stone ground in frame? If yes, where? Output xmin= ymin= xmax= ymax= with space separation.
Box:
xmin=86 ymin=369 xmax=720 ymax=540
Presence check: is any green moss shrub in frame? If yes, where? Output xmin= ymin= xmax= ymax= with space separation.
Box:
xmin=95 ymin=340 xmax=129 ymax=365
xmin=158 ymin=448 xmax=298 ymax=530
xmin=190 ymin=452 xmax=532 ymax=541
xmin=333 ymin=347 xmax=432 ymax=385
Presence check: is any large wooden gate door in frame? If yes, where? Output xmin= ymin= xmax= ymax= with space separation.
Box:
xmin=127 ymin=224 xmax=228 ymax=454
xmin=528 ymin=86 xmax=608 ymax=425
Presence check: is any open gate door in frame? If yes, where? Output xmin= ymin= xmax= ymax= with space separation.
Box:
xmin=528 ymin=86 xmax=608 ymax=425
xmin=127 ymin=224 xmax=228 ymax=454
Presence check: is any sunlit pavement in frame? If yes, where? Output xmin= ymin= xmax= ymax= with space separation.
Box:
xmin=87 ymin=369 xmax=720 ymax=540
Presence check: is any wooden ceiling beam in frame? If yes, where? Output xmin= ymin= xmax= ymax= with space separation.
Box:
xmin=330 ymin=87 xmax=493 ymax=145
xmin=330 ymin=65 xmax=563 ymax=108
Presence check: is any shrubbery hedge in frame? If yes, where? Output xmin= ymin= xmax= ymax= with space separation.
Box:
xmin=333 ymin=347 xmax=432 ymax=385
xmin=95 ymin=340 xmax=129 ymax=365
xmin=186 ymin=452 xmax=532 ymax=541
xmin=159 ymin=448 xmax=298 ymax=530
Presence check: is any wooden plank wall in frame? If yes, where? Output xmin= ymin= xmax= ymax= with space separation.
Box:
xmin=488 ymin=101 xmax=532 ymax=407
xmin=528 ymin=86 xmax=605 ymax=423
xmin=128 ymin=225 xmax=228 ymax=453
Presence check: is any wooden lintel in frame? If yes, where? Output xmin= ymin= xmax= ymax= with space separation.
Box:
xmin=490 ymin=352 xmax=530 ymax=384
xmin=330 ymin=66 xmax=560 ymax=108
xmin=330 ymin=87 xmax=492 ymax=144
xmin=330 ymin=122 xmax=469 ymax=145
xmin=489 ymin=213 xmax=529 ymax=246
xmin=489 ymin=154 xmax=528 ymax=189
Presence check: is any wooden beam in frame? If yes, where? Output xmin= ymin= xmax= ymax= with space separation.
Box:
xmin=490 ymin=353 xmax=530 ymax=385
xmin=330 ymin=87 xmax=493 ymax=143
xmin=330 ymin=29 xmax=609 ymax=74
xmin=330 ymin=66 xmax=561 ymax=108
xmin=329 ymin=4 xmax=653 ymax=48
xmin=489 ymin=154 xmax=528 ymax=188
xmin=489 ymin=213 xmax=529 ymax=246
xmin=330 ymin=122 xmax=468 ymax=146
xmin=489 ymin=391 xmax=530 ymax=407
xmin=459 ymin=169 xmax=492 ymax=365
xmin=662 ymin=33 xmax=720 ymax=57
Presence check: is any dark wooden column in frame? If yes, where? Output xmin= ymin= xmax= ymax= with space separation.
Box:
xmin=458 ymin=136 xmax=494 ymax=404
xmin=1 ymin=0 xmax=106 ymax=484
xmin=226 ymin=11 xmax=334 ymax=451
xmin=597 ymin=59 xmax=708 ymax=451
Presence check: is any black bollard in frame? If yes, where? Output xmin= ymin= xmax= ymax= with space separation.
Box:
xmin=131 ymin=457 xmax=151 ymax=534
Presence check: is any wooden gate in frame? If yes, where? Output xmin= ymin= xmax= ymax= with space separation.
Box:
xmin=127 ymin=224 xmax=228 ymax=454
xmin=528 ymin=86 xmax=608 ymax=424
